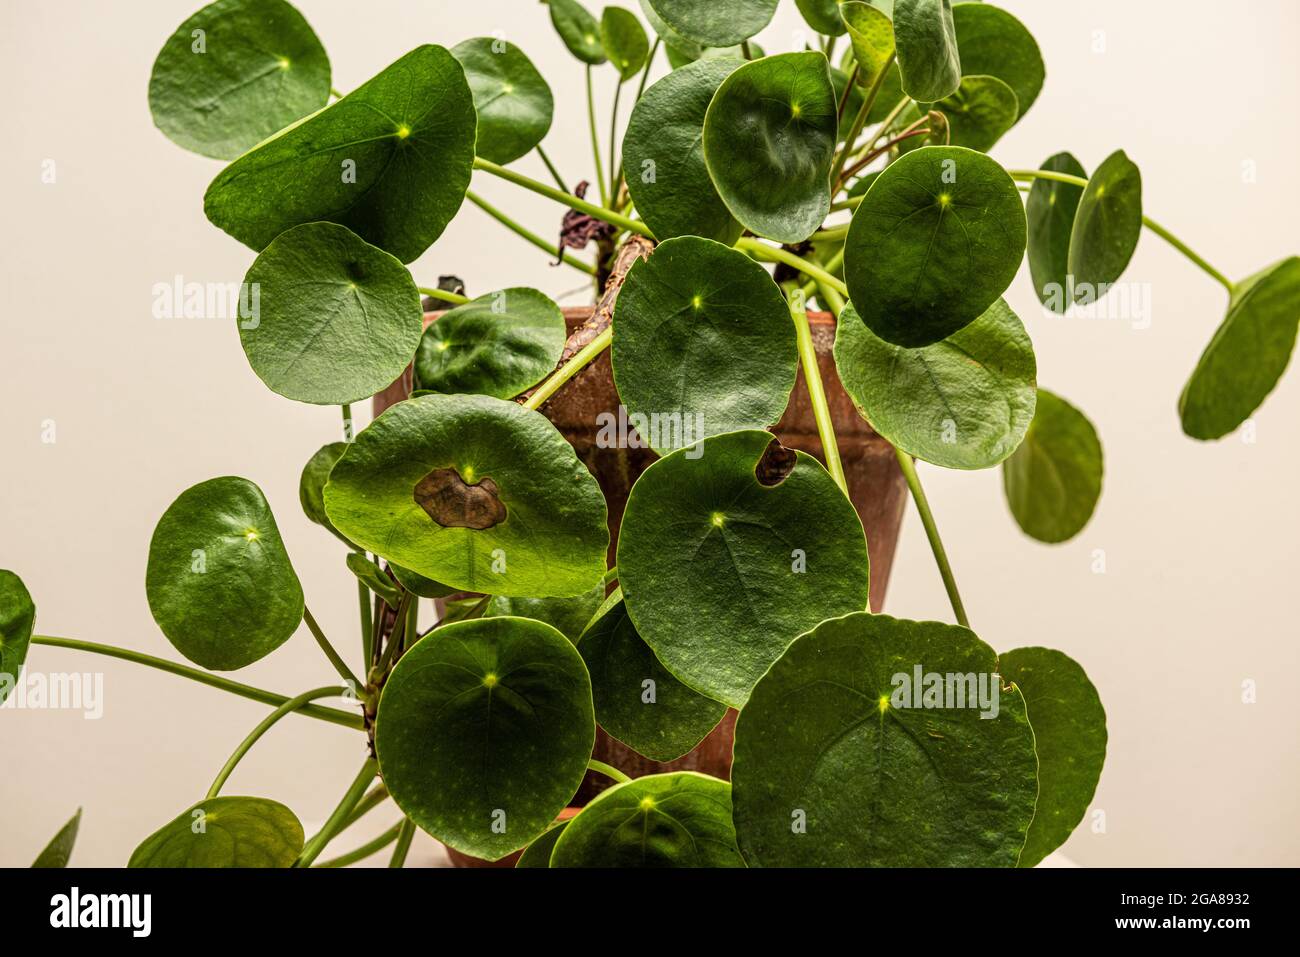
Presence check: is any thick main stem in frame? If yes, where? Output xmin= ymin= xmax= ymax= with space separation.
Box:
xmin=893 ymin=449 xmax=970 ymax=628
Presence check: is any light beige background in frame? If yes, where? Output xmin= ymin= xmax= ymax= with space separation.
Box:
xmin=2 ymin=0 xmax=1297 ymax=867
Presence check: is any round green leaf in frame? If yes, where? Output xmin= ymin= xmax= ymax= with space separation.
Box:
xmin=205 ymin=45 xmax=475 ymax=264
xmin=451 ymin=38 xmax=553 ymax=165
xmin=33 ymin=808 xmax=82 ymax=868
xmin=844 ymin=145 xmax=1026 ymax=347
xmin=647 ymin=0 xmax=778 ymax=47
xmin=240 ymin=222 xmax=422 ymax=405
xmin=546 ymin=0 xmax=607 ymax=65
xmin=299 ymin=441 xmax=353 ymax=545
xmin=1067 ymin=149 xmax=1143 ymax=302
xmin=638 ymin=0 xmax=702 ymax=64
xmin=1002 ymin=388 xmax=1103 ymax=543
xmin=324 ymin=394 xmax=609 ymax=597
xmin=928 ymin=74 xmax=1018 ymax=153
xmin=486 ymin=582 xmax=606 ymax=643
xmin=612 ymin=237 xmax=798 ymax=453
xmin=129 ymin=796 xmax=303 ymax=867
xmin=601 ymin=6 xmax=650 ymax=80
xmin=515 ymin=819 xmax=571 ymax=868
xmin=840 ymin=1 xmax=895 ymax=89
xmin=148 ymin=0 xmax=331 ymax=160
xmin=346 ymin=553 xmax=401 ymax=609
xmin=893 ymin=0 xmax=961 ymax=102
xmin=834 ymin=298 xmax=1036 ymax=469
xmin=550 ymin=772 xmax=744 ymax=867
xmin=1179 ymin=256 xmax=1300 ymax=440
xmin=413 ymin=288 xmax=565 ymax=400
xmin=1027 ymin=152 xmax=1088 ymax=314
xmin=375 ymin=617 xmax=595 ymax=860
xmin=951 ymin=1 xmax=1044 ymax=117
xmin=797 ymin=0 xmax=849 ymax=36
xmin=579 ymin=590 xmax=726 ymax=761
xmin=623 ymin=57 xmax=743 ymax=244
xmin=703 ymin=52 xmax=839 ymax=244
xmin=619 ymin=429 xmax=870 ymax=707
xmin=999 ymin=646 xmax=1107 ymax=868
xmin=732 ymin=612 xmax=1039 ymax=867
xmin=0 ymin=569 xmax=36 ymax=706
xmin=146 ymin=476 xmax=304 ymax=671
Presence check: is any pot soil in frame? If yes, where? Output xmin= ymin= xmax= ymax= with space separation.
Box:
xmin=375 ymin=306 xmax=908 ymax=867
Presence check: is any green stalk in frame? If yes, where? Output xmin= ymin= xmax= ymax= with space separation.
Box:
xmin=340 ymin=403 xmax=353 ymax=442
xmin=389 ymin=818 xmax=416 ymax=868
xmin=294 ymin=758 xmax=379 ymax=867
xmin=1006 ymin=168 xmax=1236 ymax=294
xmin=586 ymin=65 xmax=609 ymax=207
xmin=587 ymin=758 xmax=631 ymax=784
xmin=343 ymin=783 xmax=390 ymax=829
xmin=465 ymin=190 xmax=597 ymax=276
xmin=357 ymin=574 xmax=373 ymax=668
xmin=609 ymin=80 xmax=623 ymax=206
xmin=473 ymin=157 xmax=652 ymax=237
xmin=829 ymin=56 xmax=893 ymax=190
xmin=893 ymin=449 xmax=970 ymax=628
xmin=376 ymin=590 xmax=415 ymax=674
xmin=737 ymin=238 xmax=849 ymax=298
xmin=788 ymin=290 xmax=847 ymax=494
xmin=303 ymin=605 xmax=363 ymax=692
xmin=207 ymin=686 xmax=346 ymax=799
xmin=30 ymin=636 xmax=363 ymax=729
xmin=523 ymin=326 xmax=612 ymax=411
xmin=315 ymin=821 xmax=403 ymax=868
xmin=417 ymin=285 xmax=470 ymax=306
xmin=535 ymin=144 xmax=569 ymax=193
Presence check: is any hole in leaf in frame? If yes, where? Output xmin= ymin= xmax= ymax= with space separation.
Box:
xmin=413 ymin=467 xmax=508 ymax=529
xmin=754 ymin=437 xmax=797 ymax=488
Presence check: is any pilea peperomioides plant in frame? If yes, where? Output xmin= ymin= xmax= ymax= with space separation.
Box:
xmin=6 ymin=0 xmax=1296 ymax=869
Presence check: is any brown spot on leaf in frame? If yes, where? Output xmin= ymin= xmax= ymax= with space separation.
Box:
xmin=414 ymin=468 xmax=507 ymax=529
xmin=755 ymin=437 xmax=797 ymax=487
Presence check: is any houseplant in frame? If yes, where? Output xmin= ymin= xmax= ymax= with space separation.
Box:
xmin=3 ymin=0 xmax=1296 ymax=868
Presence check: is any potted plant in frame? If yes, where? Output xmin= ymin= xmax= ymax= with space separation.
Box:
xmin=4 ymin=0 xmax=1295 ymax=869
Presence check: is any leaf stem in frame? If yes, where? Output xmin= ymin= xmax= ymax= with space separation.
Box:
xmin=315 ymin=821 xmax=404 ymax=868
xmin=523 ymin=326 xmax=612 ymax=411
xmin=535 ymin=144 xmax=569 ymax=193
xmin=464 ymin=190 xmax=598 ymax=276
xmin=340 ymin=403 xmax=353 ymax=442
xmin=893 ymin=449 xmax=970 ymax=628
xmin=206 ymin=686 xmax=347 ymax=799
xmin=389 ymin=818 xmax=416 ymax=867
xmin=788 ymin=289 xmax=848 ymax=494
xmin=587 ymin=758 xmax=631 ymax=784
xmin=1006 ymin=168 xmax=1236 ymax=294
xmin=586 ymin=65 xmax=609 ymax=207
xmin=609 ymin=80 xmax=623 ymax=207
xmin=344 ymin=782 xmax=390 ymax=829
xmin=737 ymin=238 xmax=849 ymax=298
xmin=30 ymin=636 xmax=363 ymax=729
xmin=417 ymin=285 xmax=470 ymax=306
xmin=303 ymin=605 xmax=364 ymax=693
xmin=294 ymin=758 xmax=379 ymax=867
xmin=376 ymin=590 xmax=415 ymax=674
xmin=838 ymin=126 xmax=931 ymax=185
xmin=473 ymin=157 xmax=652 ymax=237
xmin=830 ymin=56 xmax=893 ymax=190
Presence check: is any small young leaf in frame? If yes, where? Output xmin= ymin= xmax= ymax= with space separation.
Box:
xmin=1179 ymin=256 xmax=1300 ymax=440
xmin=0 ymin=569 xmax=36 ymax=706
xmin=834 ymin=298 xmax=1037 ymax=469
xmin=703 ymin=52 xmax=839 ymax=244
xmin=1002 ymin=389 xmax=1104 ymax=543
xmin=375 ymin=617 xmax=595 ymax=861
xmin=550 ymin=772 xmax=744 ymax=867
xmin=324 ymin=394 xmax=609 ymax=597
xmin=413 ymin=288 xmax=566 ymax=400
xmin=32 ymin=809 xmax=81 ymax=868
xmin=389 ymin=563 xmax=457 ymax=599
xmin=601 ymin=6 xmax=650 ymax=80
xmin=205 ymin=45 xmax=475 ymax=264
xmin=299 ymin=442 xmax=354 ymax=546
xmin=999 ymin=646 xmax=1107 ymax=867
xmin=345 ymin=553 xmax=401 ymax=610
xmin=451 ymin=38 xmax=554 ymax=165
xmin=146 ymin=477 xmax=304 ymax=671
xmin=951 ymin=2 xmax=1045 ymax=117
xmin=546 ymin=0 xmax=607 ymax=65
xmin=240 ymin=222 xmax=423 ymax=405
xmin=840 ymin=1 xmax=895 ymax=90
xmin=515 ymin=819 xmax=571 ymax=868
xmin=485 ymin=582 xmax=606 ymax=644
xmin=578 ymin=590 xmax=726 ymax=761
xmin=732 ymin=612 xmax=1038 ymax=867
xmin=612 ymin=237 xmax=798 ymax=453
xmin=892 ymin=0 xmax=961 ymax=102
xmin=638 ymin=0 xmax=702 ymax=65
xmin=1067 ymin=149 xmax=1143 ymax=303
xmin=148 ymin=0 xmax=330 ymax=160
xmin=927 ymin=74 xmax=1018 ymax=152
xmin=1027 ymin=152 xmax=1088 ymax=314
xmin=618 ymin=429 xmax=870 ymax=708
xmin=623 ymin=57 xmax=744 ymax=244
xmin=844 ymin=145 xmax=1026 ymax=347
xmin=129 ymin=797 xmax=303 ymax=867
xmin=647 ymin=0 xmax=778 ymax=48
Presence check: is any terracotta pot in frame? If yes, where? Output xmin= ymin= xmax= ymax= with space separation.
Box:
xmin=374 ymin=306 xmax=908 ymax=860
